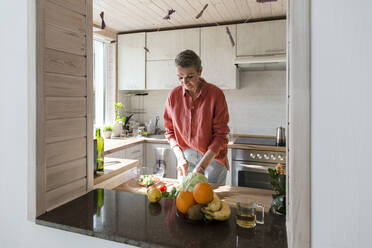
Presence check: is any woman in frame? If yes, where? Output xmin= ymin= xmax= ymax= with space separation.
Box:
xmin=164 ymin=50 xmax=230 ymax=184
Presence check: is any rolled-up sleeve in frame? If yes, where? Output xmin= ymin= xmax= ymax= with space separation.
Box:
xmin=208 ymin=91 xmax=230 ymax=154
xmin=164 ymin=96 xmax=176 ymax=143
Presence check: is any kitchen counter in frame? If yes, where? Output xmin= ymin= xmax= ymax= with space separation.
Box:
xmin=94 ymin=157 xmax=139 ymax=186
xmin=104 ymin=134 xmax=285 ymax=156
xmin=36 ymin=189 xmax=287 ymax=248
xmin=115 ymin=177 xmax=275 ymax=212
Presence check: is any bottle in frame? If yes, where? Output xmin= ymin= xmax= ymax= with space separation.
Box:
xmin=96 ymin=128 xmax=104 ymax=172
xmin=96 ymin=188 xmax=104 ymax=217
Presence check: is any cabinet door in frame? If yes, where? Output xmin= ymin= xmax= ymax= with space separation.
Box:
xmin=124 ymin=144 xmax=144 ymax=167
xmin=105 ymin=150 xmax=125 ymax=159
xmin=146 ymin=28 xmax=200 ymax=60
xmin=236 ymin=20 xmax=286 ymax=56
xmin=118 ymin=33 xmax=146 ymax=90
xmin=146 ymin=60 xmax=179 ymax=90
xmin=201 ymin=25 xmax=238 ymax=89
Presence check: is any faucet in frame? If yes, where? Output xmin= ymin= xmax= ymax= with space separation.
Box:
xmin=154 ymin=116 xmax=160 ymax=135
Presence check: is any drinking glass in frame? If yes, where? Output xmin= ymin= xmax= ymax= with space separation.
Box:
xmin=236 ymin=200 xmax=264 ymax=228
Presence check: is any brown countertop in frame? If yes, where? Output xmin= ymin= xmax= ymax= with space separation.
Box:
xmin=104 ymin=134 xmax=285 ymax=155
xmin=94 ymin=157 xmax=139 ymax=185
xmin=114 ymin=177 xmax=274 ymax=212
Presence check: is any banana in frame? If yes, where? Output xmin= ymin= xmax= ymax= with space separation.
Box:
xmin=211 ymin=201 xmax=231 ymax=221
xmin=203 ymin=192 xmax=221 ymax=212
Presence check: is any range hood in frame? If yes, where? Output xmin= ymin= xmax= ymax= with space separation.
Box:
xmin=234 ymin=54 xmax=286 ymax=71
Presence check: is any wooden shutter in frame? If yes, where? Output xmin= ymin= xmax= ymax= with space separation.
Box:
xmin=36 ymin=0 xmax=93 ymax=216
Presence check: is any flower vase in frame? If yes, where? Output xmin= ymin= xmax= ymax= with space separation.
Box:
xmin=111 ymin=123 xmax=122 ymax=137
xmin=103 ymin=130 xmax=112 ymax=139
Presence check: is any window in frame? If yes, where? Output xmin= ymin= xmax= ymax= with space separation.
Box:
xmin=93 ymin=39 xmax=107 ymax=129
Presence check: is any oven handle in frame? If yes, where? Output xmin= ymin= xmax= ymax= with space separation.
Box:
xmin=240 ymin=163 xmax=275 ymax=172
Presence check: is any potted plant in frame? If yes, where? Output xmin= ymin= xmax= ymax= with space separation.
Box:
xmin=268 ymin=163 xmax=286 ymax=215
xmin=103 ymin=124 xmax=112 ymax=139
xmin=112 ymin=102 xmax=124 ymax=137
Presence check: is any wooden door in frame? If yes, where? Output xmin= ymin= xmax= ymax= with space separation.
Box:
xmin=36 ymin=0 xmax=93 ymax=216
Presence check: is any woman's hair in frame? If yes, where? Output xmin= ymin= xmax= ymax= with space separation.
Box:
xmin=175 ymin=49 xmax=202 ymax=72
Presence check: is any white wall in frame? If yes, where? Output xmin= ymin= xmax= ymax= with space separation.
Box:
xmin=311 ymin=1 xmax=372 ymax=248
xmin=0 ymin=1 xmax=132 ymax=247
xmin=119 ymin=70 xmax=286 ymax=136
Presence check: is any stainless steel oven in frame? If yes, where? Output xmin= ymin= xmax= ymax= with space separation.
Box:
xmin=232 ymin=149 xmax=286 ymax=190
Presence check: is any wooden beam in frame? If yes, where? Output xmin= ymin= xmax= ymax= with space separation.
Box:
xmin=93 ymin=22 xmax=117 ymax=41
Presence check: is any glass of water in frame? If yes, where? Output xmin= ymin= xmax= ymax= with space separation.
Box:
xmin=236 ymin=200 xmax=264 ymax=228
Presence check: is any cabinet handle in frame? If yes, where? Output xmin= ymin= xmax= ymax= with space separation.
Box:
xmin=131 ymin=150 xmax=141 ymax=154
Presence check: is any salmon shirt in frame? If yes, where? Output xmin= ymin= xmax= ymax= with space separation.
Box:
xmin=164 ymin=78 xmax=230 ymax=170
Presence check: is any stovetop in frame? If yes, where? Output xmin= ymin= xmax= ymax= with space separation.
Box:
xmin=234 ymin=137 xmax=281 ymax=146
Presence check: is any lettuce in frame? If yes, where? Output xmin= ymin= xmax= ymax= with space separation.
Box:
xmin=178 ymin=173 xmax=208 ymax=192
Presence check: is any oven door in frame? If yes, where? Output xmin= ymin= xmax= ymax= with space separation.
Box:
xmin=231 ymin=161 xmax=275 ymax=190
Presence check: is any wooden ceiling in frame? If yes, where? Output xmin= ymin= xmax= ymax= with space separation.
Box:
xmin=93 ymin=0 xmax=286 ymax=33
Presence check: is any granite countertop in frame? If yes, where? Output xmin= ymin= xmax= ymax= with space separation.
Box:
xmin=36 ymin=189 xmax=287 ymax=248
xmin=104 ymin=134 xmax=285 ymax=155
xmin=115 ymin=177 xmax=275 ymax=211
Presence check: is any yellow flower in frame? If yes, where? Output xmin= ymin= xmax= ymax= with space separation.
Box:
xmin=275 ymin=163 xmax=286 ymax=175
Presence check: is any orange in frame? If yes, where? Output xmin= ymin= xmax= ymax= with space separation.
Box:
xmin=193 ymin=182 xmax=214 ymax=204
xmin=176 ymin=191 xmax=196 ymax=214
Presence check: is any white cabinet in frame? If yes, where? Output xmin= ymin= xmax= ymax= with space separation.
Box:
xmin=146 ymin=28 xmax=200 ymax=60
xmin=105 ymin=144 xmax=144 ymax=167
xmin=236 ymin=20 xmax=286 ymax=57
xmin=145 ymin=28 xmax=200 ymax=90
xmin=201 ymin=25 xmax=238 ymax=89
xmin=145 ymin=143 xmax=177 ymax=179
xmin=124 ymin=144 xmax=144 ymax=167
xmin=146 ymin=60 xmax=179 ymax=90
xmin=105 ymin=150 xmax=125 ymax=159
xmin=118 ymin=33 xmax=146 ymax=90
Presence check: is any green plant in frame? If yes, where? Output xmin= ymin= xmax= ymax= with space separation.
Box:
xmin=103 ymin=124 xmax=112 ymax=131
xmin=268 ymin=163 xmax=286 ymax=215
xmin=114 ymin=102 xmax=124 ymax=123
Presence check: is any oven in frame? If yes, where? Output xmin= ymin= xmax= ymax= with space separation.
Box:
xmin=231 ymin=149 xmax=286 ymax=190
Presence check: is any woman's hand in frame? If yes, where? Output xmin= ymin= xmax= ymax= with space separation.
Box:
xmin=177 ymin=158 xmax=189 ymax=176
xmin=193 ymin=166 xmax=205 ymax=175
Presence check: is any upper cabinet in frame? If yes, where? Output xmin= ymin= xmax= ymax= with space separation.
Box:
xmin=146 ymin=60 xmax=179 ymax=90
xmin=201 ymin=25 xmax=238 ymax=89
xmin=236 ymin=20 xmax=286 ymax=57
xmin=146 ymin=28 xmax=200 ymax=60
xmin=117 ymin=20 xmax=286 ymax=90
xmin=118 ymin=33 xmax=146 ymax=90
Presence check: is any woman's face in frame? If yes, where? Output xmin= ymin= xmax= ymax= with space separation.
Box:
xmin=176 ymin=66 xmax=202 ymax=95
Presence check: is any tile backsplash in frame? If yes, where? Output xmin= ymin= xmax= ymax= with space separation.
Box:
xmin=119 ymin=70 xmax=286 ymax=136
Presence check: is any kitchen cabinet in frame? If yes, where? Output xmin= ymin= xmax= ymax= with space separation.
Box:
xmin=145 ymin=143 xmax=177 ymax=179
xmin=118 ymin=33 xmax=146 ymax=90
xmin=146 ymin=28 xmax=200 ymax=61
xmin=105 ymin=144 xmax=144 ymax=167
xmin=146 ymin=60 xmax=179 ymax=90
xmin=105 ymin=150 xmax=124 ymax=159
xmin=236 ymin=20 xmax=286 ymax=57
xmin=125 ymin=144 xmax=144 ymax=168
xmin=200 ymin=25 xmax=238 ymax=89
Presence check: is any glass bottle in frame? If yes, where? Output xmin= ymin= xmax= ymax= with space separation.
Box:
xmin=96 ymin=128 xmax=104 ymax=172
